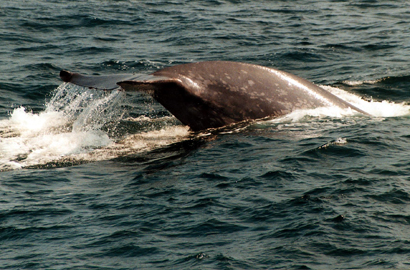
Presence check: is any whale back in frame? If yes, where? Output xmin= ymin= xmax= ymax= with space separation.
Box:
xmin=61 ymin=61 xmax=369 ymax=131
xmin=118 ymin=61 xmax=368 ymax=130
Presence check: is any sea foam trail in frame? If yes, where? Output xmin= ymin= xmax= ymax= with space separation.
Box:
xmin=266 ymin=85 xmax=410 ymax=125
xmin=324 ymin=85 xmax=410 ymax=117
xmin=0 ymin=83 xmax=189 ymax=171
xmin=0 ymin=83 xmax=409 ymax=171
xmin=0 ymin=107 xmax=112 ymax=171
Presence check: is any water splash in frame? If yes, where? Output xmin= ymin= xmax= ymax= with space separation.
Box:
xmin=45 ymin=83 xmax=126 ymax=133
xmin=0 ymin=83 xmax=189 ymax=171
xmin=0 ymin=84 xmax=122 ymax=170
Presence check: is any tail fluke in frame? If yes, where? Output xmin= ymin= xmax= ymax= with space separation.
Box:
xmin=60 ymin=70 xmax=166 ymax=91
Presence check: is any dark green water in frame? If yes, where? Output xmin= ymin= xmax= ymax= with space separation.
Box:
xmin=1 ymin=1 xmax=410 ymax=269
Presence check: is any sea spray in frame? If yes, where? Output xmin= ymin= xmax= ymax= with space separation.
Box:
xmin=46 ymin=83 xmax=126 ymax=133
xmin=0 ymin=83 xmax=189 ymax=171
xmin=0 ymin=83 xmax=126 ymax=170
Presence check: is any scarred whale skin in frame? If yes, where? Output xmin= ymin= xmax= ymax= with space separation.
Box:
xmin=60 ymin=61 xmax=369 ymax=131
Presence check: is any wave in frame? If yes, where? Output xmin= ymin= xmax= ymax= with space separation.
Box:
xmin=342 ymin=75 xmax=410 ymax=87
xmin=337 ymin=74 xmax=410 ymax=102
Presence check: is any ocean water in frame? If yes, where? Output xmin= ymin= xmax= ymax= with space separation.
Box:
xmin=1 ymin=1 xmax=410 ymax=269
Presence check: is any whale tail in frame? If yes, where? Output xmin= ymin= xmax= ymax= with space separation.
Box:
xmin=59 ymin=70 xmax=168 ymax=91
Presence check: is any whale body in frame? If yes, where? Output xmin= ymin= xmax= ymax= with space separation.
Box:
xmin=60 ymin=61 xmax=369 ymax=131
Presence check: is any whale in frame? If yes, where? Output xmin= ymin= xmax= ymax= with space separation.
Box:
xmin=60 ymin=61 xmax=370 ymax=131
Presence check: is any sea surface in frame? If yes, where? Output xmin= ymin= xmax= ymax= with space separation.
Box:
xmin=1 ymin=1 xmax=410 ymax=269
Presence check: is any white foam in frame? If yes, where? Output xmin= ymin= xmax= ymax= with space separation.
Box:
xmin=8 ymin=107 xmax=66 ymax=135
xmin=0 ymin=107 xmax=113 ymax=170
xmin=322 ymin=85 xmax=410 ymax=117
xmin=0 ymin=83 xmax=190 ymax=171
xmin=257 ymin=86 xmax=410 ymax=136
xmin=267 ymin=85 xmax=410 ymax=124
xmin=342 ymin=79 xmax=382 ymax=86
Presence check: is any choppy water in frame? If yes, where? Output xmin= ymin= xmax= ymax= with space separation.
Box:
xmin=1 ymin=1 xmax=410 ymax=269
